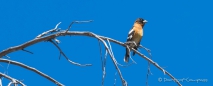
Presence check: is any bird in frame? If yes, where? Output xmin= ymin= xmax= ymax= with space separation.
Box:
xmin=124 ymin=18 xmax=148 ymax=62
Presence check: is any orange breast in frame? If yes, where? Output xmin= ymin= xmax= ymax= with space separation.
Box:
xmin=132 ymin=23 xmax=143 ymax=43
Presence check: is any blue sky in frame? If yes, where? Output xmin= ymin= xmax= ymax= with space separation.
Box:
xmin=0 ymin=0 xmax=212 ymax=86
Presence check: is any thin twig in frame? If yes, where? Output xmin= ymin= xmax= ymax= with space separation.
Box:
xmin=106 ymin=39 xmax=114 ymax=58
xmin=54 ymin=38 xmax=60 ymax=44
xmin=0 ymin=59 xmax=64 ymax=86
xmin=36 ymin=22 xmax=61 ymax=38
xmin=0 ymin=64 xmax=7 ymax=78
xmin=142 ymin=46 xmax=153 ymax=86
xmin=6 ymin=61 xmax=10 ymax=75
xmin=22 ymin=49 xmax=33 ymax=54
xmin=58 ymin=52 xmax=62 ymax=59
xmin=98 ymin=40 xmax=104 ymax=70
xmin=66 ymin=20 xmax=93 ymax=32
xmin=117 ymin=62 xmax=134 ymax=67
xmin=139 ymin=45 xmax=151 ymax=52
xmin=98 ymin=40 xmax=106 ymax=86
xmin=49 ymin=40 xmax=92 ymax=66
xmin=104 ymin=50 xmax=107 ymax=67
xmin=103 ymin=49 xmax=108 ymax=85
xmin=54 ymin=22 xmax=62 ymax=30
xmin=114 ymin=72 xmax=117 ymax=86
xmin=4 ymin=55 xmax=10 ymax=58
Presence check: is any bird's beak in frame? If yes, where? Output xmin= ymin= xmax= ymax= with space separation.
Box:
xmin=143 ymin=20 xmax=148 ymax=23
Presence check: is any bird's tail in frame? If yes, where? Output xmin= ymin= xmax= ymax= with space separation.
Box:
xmin=124 ymin=48 xmax=130 ymax=63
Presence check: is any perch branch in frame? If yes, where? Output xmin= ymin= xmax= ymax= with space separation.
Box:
xmin=0 ymin=31 xmax=182 ymax=86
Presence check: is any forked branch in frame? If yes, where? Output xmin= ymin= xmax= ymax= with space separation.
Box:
xmin=0 ymin=22 xmax=182 ymax=86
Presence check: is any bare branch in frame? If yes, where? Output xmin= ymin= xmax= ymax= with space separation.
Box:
xmin=0 ymin=59 xmax=64 ymax=86
xmin=0 ymin=72 xmax=25 ymax=86
xmin=49 ymin=40 xmax=92 ymax=66
xmin=0 ymin=31 xmax=182 ymax=86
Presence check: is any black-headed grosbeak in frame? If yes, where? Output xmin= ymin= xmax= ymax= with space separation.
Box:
xmin=124 ymin=18 xmax=148 ymax=62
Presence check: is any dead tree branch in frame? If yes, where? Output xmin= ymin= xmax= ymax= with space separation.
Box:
xmin=0 ymin=59 xmax=64 ymax=86
xmin=0 ymin=25 xmax=182 ymax=86
xmin=0 ymin=31 xmax=182 ymax=86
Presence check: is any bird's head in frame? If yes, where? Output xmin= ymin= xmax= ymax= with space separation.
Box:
xmin=135 ymin=18 xmax=148 ymax=26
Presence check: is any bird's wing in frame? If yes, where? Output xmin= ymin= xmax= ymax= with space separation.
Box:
xmin=127 ymin=26 xmax=135 ymax=41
